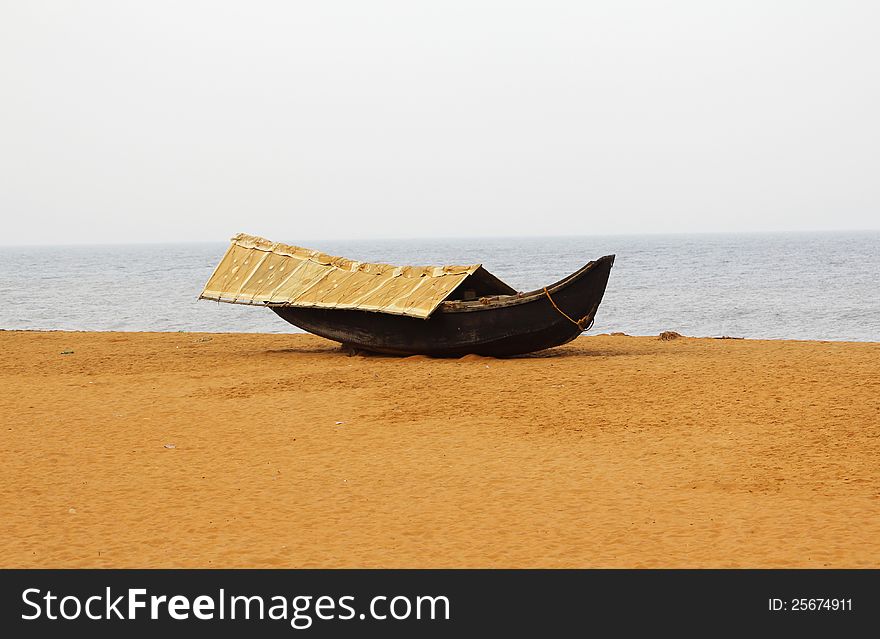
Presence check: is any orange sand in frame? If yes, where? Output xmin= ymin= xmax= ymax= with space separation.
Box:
xmin=1 ymin=331 xmax=878 ymax=568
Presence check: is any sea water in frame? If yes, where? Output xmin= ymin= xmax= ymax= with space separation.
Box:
xmin=1 ymin=232 xmax=878 ymax=341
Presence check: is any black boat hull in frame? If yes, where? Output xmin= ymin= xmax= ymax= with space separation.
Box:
xmin=271 ymin=255 xmax=614 ymax=357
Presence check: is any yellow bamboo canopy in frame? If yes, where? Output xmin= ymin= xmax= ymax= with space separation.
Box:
xmin=199 ymin=233 xmax=511 ymax=319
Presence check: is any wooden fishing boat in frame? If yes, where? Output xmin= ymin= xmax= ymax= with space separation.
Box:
xmin=200 ymin=234 xmax=614 ymax=357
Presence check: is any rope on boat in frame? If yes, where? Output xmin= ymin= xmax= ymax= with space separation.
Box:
xmin=543 ymin=287 xmax=593 ymax=332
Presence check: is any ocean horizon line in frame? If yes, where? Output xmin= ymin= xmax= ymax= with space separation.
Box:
xmin=1 ymin=227 xmax=878 ymax=249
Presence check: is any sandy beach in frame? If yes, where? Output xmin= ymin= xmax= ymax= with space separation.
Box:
xmin=1 ymin=330 xmax=878 ymax=568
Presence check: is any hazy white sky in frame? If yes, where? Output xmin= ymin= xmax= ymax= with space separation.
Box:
xmin=1 ymin=1 xmax=878 ymax=245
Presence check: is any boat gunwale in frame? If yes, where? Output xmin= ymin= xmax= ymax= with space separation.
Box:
xmin=437 ymin=254 xmax=614 ymax=314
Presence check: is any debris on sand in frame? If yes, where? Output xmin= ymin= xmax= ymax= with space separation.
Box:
xmin=659 ymin=331 xmax=683 ymax=341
